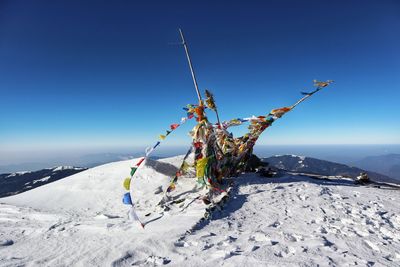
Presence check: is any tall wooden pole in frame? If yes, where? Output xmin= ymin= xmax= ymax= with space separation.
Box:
xmin=179 ymin=28 xmax=202 ymax=102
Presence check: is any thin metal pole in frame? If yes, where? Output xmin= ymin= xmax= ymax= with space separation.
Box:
xmin=215 ymin=111 xmax=221 ymax=127
xmin=179 ymin=28 xmax=202 ymax=102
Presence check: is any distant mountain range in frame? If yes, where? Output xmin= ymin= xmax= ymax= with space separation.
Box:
xmin=0 ymin=153 xmax=166 ymax=173
xmin=263 ymin=155 xmax=400 ymax=184
xmin=0 ymin=153 xmax=140 ymax=173
xmin=352 ymin=154 xmax=400 ymax=180
xmin=2 ymin=154 xmax=398 ymax=199
xmin=0 ymin=166 xmax=87 ymax=198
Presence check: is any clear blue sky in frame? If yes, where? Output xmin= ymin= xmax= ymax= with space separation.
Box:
xmin=1 ymin=0 xmax=399 ymax=160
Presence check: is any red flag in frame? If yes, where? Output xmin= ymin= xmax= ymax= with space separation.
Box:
xmin=136 ymin=157 xmax=145 ymax=167
xmin=170 ymin=123 xmax=179 ymax=130
xmin=194 ymin=142 xmax=202 ymax=149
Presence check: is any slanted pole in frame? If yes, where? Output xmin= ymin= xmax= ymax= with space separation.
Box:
xmin=215 ymin=110 xmax=222 ymax=127
xmin=179 ymin=28 xmax=202 ymax=102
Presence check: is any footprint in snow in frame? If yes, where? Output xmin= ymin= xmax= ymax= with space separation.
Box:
xmin=174 ymin=241 xmax=188 ymax=247
xmin=297 ymin=194 xmax=309 ymax=201
xmin=369 ymin=200 xmax=384 ymax=208
xmin=283 ymin=233 xmax=304 ymax=242
xmin=210 ymin=249 xmax=241 ymax=260
xmin=145 ymin=256 xmax=171 ymax=265
xmin=217 ymin=240 xmax=231 ymax=247
xmin=174 ymin=240 xmax=198 ymax=248
xmin=319 ymin=187 xmax=333 ymax=196
xmin=352 ymin=227 xmax=370 ymax=237
xmin=200 ymin=232 xmax=217 ymax=238
xmin=363 ymin=240 xmax=380 ymax=252
xmin=94 ymin=213 xmax=120 ymax=220
xmin=0 ymin=239 xmax=14 ymax=246
xmin=389 ymin=214 xmax=400 ymax=229
xmin=274 ymin=246 xmax=296 ymax=258
xmin=202 ymin=243 xmax=214 ymax=250
xmin=225 ymin=235 xmax=238 ymax=243
xmin=154 ymin=186 xmax=163 ymax=194
xmin=269 ymin=221 xmax=281 ymax=228
xmin=340 ymin=217 xmax=355 ymax=225
xmin=319 ymin=226 xmax=328 ymax=234
xmin=380 ymin=227 xmax=396 ymax=240
xmin=310 ymin=217 xmax=323 ymax=224
xmin=249 ymin=232 xmax=278 ymax=245
xmin=321 ymin=236 xmax=337 ymax=251
xmin=209 ymin=250 xmax=229 ymax=259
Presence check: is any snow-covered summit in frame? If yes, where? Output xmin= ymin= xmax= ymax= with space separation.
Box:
xmin=0 ymin=156 xmax=399 ymax=266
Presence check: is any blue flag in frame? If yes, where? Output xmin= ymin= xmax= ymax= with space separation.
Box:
xmin=122 ymin=193 xmax=132 ymax=205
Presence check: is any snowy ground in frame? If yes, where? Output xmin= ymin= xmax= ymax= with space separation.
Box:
xmin=1 ymin=157 xmax=399 ymax=266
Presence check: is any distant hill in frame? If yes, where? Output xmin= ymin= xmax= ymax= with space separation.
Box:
xmin=0 ymin=153 xmax=164 ymax=173
xmin=0 ymin=153 xmax=140 ymax=173
xmin=0 ymin=166 xmax=87 ymax=198
xmin=352 ymin=154 xmax=400 ymax=180
xmin=263 ymin=155 xmax=399 ymax=184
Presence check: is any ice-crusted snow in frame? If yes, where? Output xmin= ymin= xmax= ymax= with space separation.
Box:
xmin=5 ymin=171 xmax=30 ymax=178
xmin=0 ymin=156 xmax=399 ymax=266
xmin=298 ymin=160 xmax=307 ymax=168
xmin=31 ymin=176 xmax=51 ymax=184
xmin=52 ymin=166 xmax=85 ymax=172
xmin=272 ymin=154 xmax=305 ymax=160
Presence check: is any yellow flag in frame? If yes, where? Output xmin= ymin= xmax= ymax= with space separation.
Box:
xmin=167 ymin=183 xmax=176 ymax=193
xmin=159 ymin=134 xmax=166 ymax=140
xmin=123 ymin=178 xmax=131 ymax=191
xmin=205 ymin=89 xmax=216 ymax=110
xmin=196 ymin=157 xmax=209 ymax=178
xmin=181 ymin=161 xmax=190 ymax=173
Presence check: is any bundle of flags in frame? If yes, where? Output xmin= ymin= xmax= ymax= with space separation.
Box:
xmin=122 ymin=80 xmax=333 ymax=228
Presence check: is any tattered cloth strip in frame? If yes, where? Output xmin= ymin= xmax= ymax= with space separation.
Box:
xmin=205 ymin=90 xmax=217 ymax=110
xmin=166 ymin=146 xmax=193 ymax=193
xmin=122 ymin=191 xmax=144 ymax=228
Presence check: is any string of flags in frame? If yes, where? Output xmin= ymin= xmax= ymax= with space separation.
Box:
xmin=122 ymin=80 xmax=333 ymax=228
xmin=121 ymin=104 xmax=201 ymax=228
